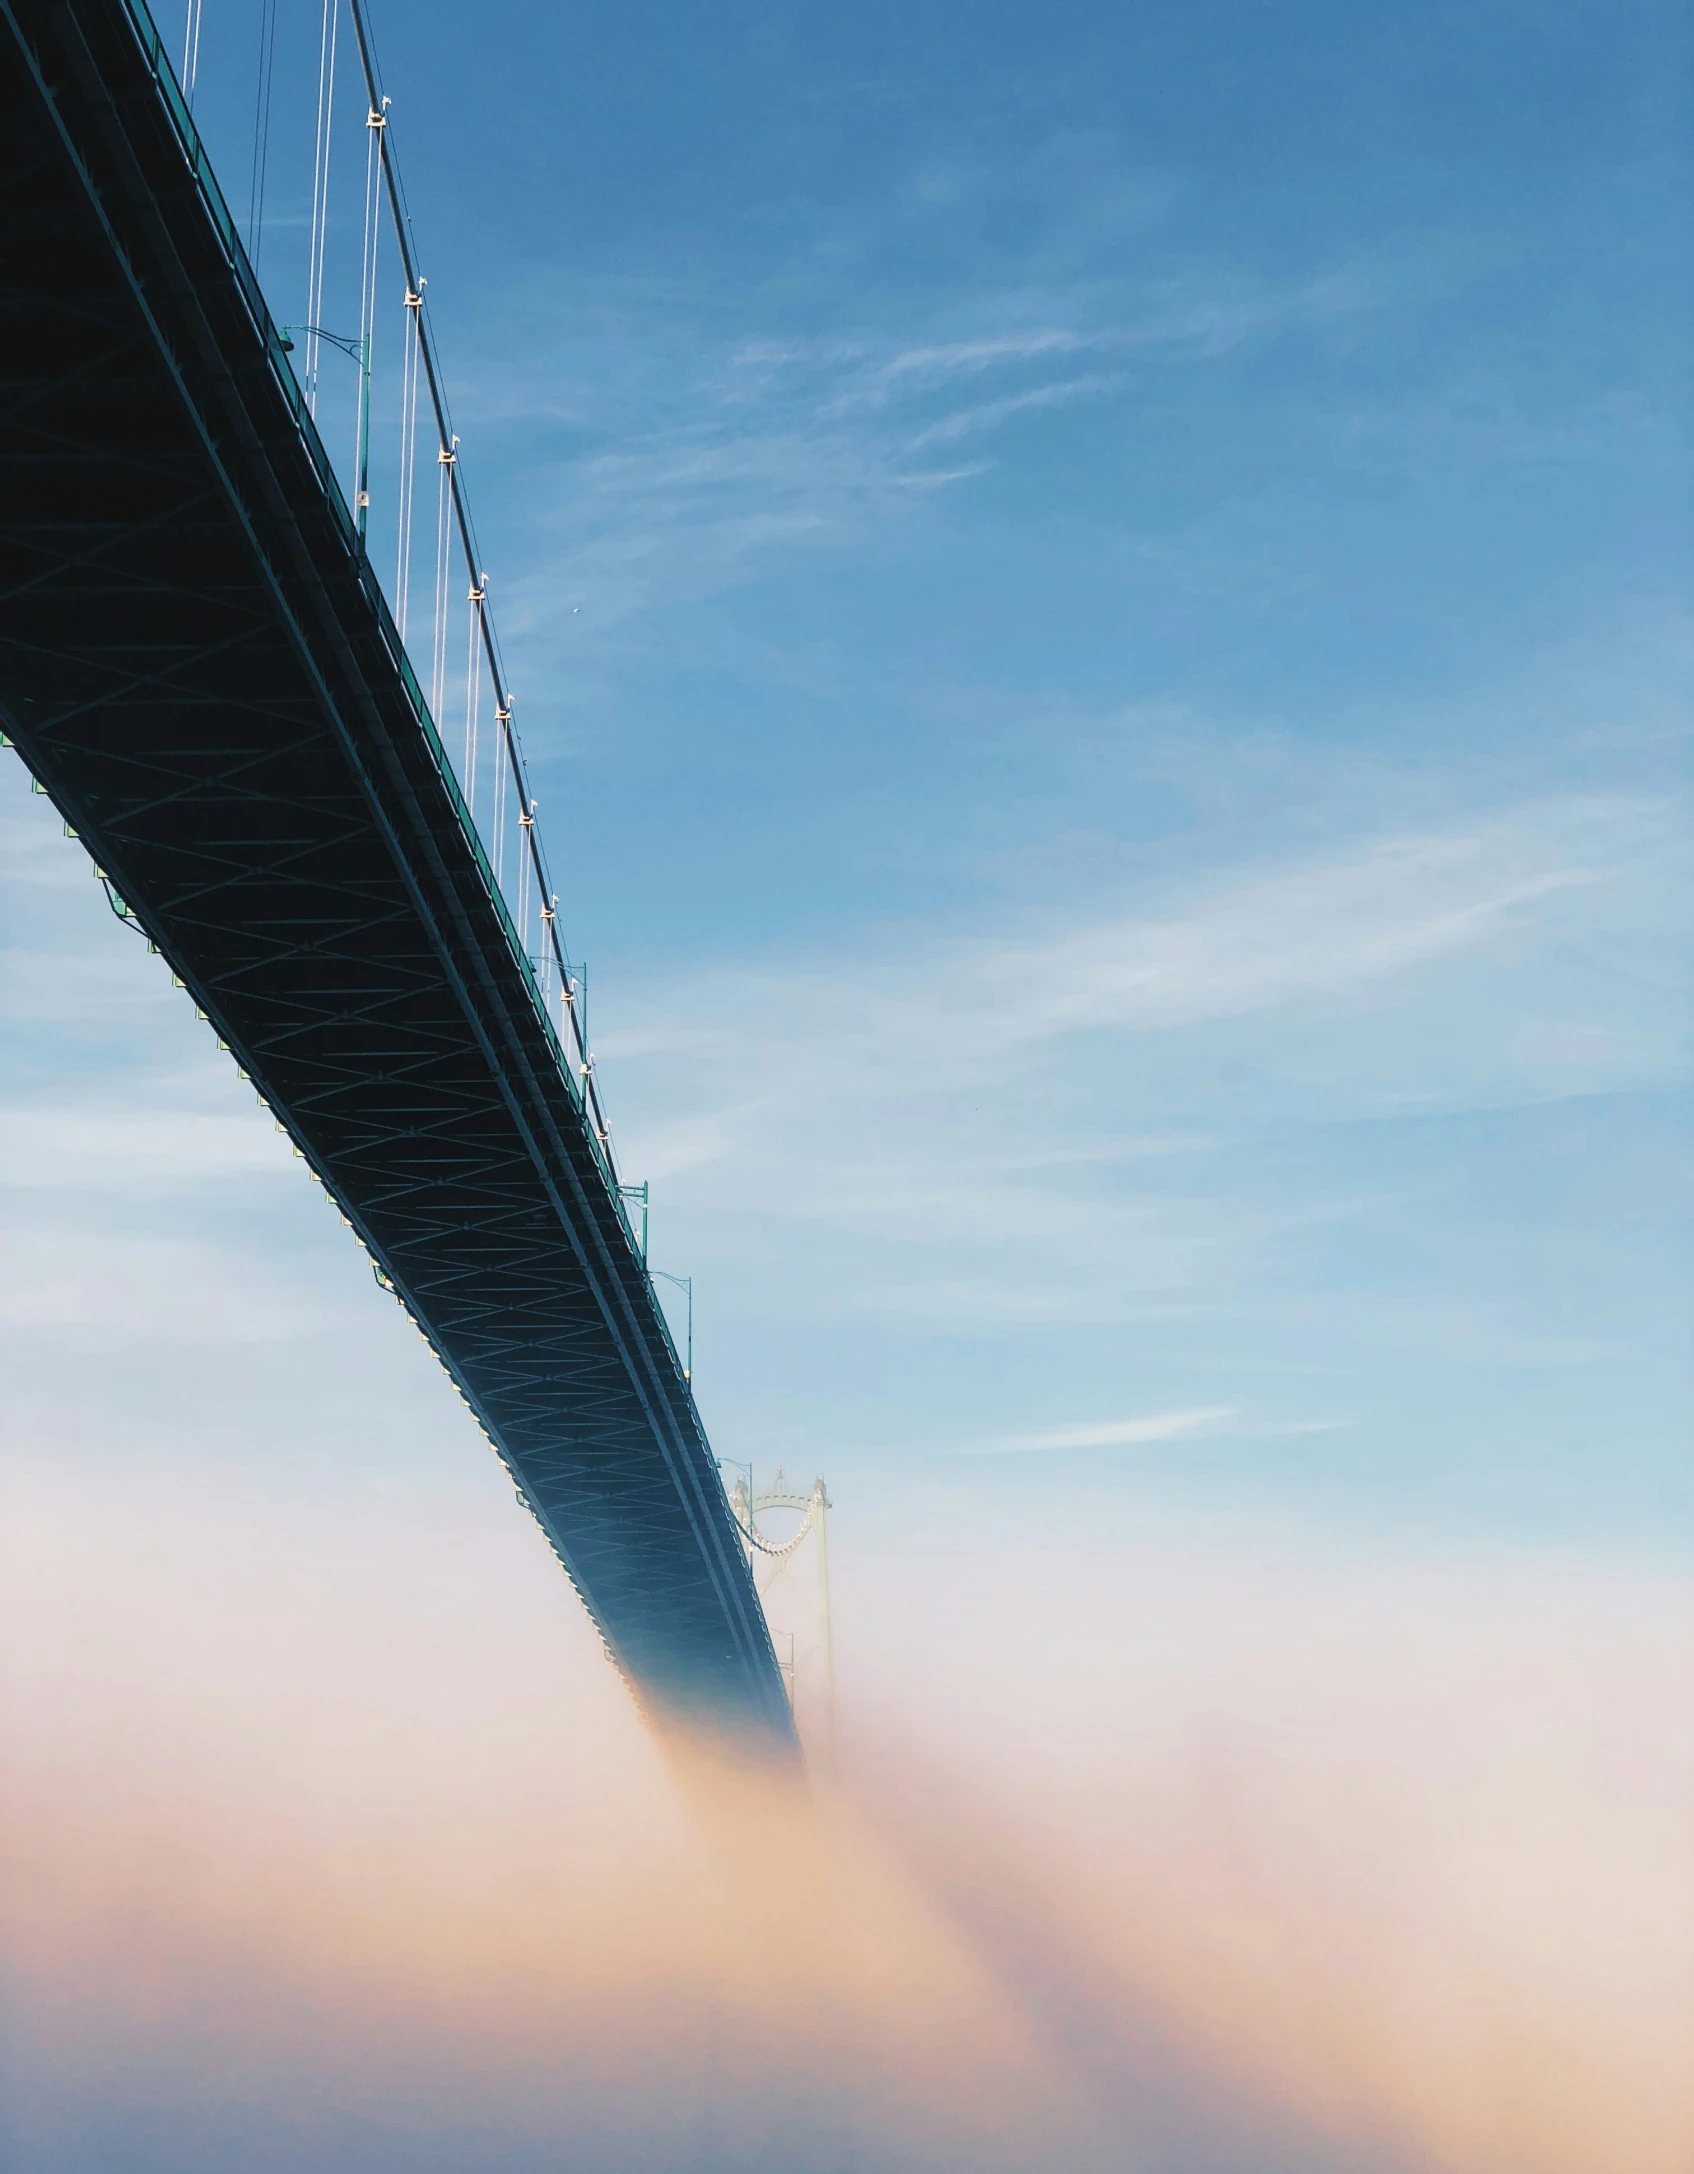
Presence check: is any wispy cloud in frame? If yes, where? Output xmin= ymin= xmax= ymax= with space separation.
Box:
xmin=0 ymin=1107 xmax=289 ymax=1188
xmin=0 ymin=1227 xmax=320 ymax=1342
xmin=467 ymin=244 xmax=1461 ymax=638
xmin=611 ymin=792 xmax=1681 ymax=1111
xmin=820 ymin=329 xmax=1108 ymax=415
xmin=967 ymin=1406 xmax=1237 ymax=1453
xmin=595 ymin=789 xmax=1688 ymax=1358
xmin=904 ymin=372 xmax=1128 ymax=450
xmin=7 ymin=776 xmax=1679 ymax=1370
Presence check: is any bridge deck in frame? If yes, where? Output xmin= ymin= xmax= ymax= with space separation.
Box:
xmin=0 ymin=0 xmax=795 ymax=1753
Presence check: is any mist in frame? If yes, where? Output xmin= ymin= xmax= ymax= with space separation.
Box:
xmin=4 ymin=1451 xmax=1687 ymax=2174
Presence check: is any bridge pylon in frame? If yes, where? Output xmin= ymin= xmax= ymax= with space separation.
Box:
xmin=730 ymin=1471 xmax=835 ymax=1755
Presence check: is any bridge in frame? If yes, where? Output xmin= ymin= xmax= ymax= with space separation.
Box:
xmin=0 ymin=0 xmax=798 ymax=1757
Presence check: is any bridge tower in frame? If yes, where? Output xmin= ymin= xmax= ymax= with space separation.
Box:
xmin=730 ymin=1472 xmax=835 ymax=1753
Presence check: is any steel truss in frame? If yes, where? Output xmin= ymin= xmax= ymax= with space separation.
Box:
xmin=0 ymin=0 xmax=796 ymax=1756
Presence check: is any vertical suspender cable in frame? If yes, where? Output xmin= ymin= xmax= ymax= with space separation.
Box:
xmin=492 ymin=697 xmax=508 ymax=883
xmin=430 ymin=440 xmax=455 ymax=734
xmin=352 ymin=100 xmax=386 ymax=544
xmin=394 ymin=289 xmax=421 ymax=640
xmin=180 ymin=0 xmax=203 ymax=108
xmin=463 ymin=583 xmax=484 ymax=815
xmin=246 ymin=0 xmax=280 ymax=265
xmin=303 ymin=0 xmax=340 ymax=413
xmin=516 ymin=792 xmax=532 ymax=950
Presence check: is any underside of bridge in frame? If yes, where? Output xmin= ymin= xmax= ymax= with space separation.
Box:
xmin=0 ymin=0 xmax=796 ymax=1755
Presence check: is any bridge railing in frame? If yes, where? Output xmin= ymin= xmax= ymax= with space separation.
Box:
xmin=115 ymin=0 xmax=669 ymax=1326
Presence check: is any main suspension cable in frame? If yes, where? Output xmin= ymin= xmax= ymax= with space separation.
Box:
xmin=345 ymin=0 xmax=623 ymax=1174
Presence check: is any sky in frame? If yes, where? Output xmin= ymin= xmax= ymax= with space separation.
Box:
xmin=2 ymin=0 xmax=1692 ymax=2168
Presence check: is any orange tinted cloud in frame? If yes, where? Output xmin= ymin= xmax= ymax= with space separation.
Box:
xmin=2 ymin=1470 xmax=1688 ymax=2171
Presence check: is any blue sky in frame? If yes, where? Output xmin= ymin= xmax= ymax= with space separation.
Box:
xmin=382 ymin=0 xmax=1692 ymax=1537
xmin=7 ymin=0 xmax=1692 ymax=1533
xmin=2 ymin=5 xmax=1692 ymax=2163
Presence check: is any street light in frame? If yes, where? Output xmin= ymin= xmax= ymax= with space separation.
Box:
xmin=649 ymin=1270 xmax=692 ymax=1382
xmin=279 ymin=322 xmax=373 ymax=545
xmin=618 ymin=1180 xmax=649 ymax=1260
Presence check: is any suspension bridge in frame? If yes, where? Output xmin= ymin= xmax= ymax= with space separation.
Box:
xmin=0 ymin=0 xmax=803 ymax=1757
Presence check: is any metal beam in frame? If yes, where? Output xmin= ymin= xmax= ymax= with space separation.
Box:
xmin=0 ymin=0 xmax=796 ymax=1760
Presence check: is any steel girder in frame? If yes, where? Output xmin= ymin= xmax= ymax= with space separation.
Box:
xmin=0 ymin=0 xmax=796 ymax=1757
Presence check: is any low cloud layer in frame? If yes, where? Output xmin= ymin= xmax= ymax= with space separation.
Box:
xmin=3 ymin=1454 xmax=1688 ymax=2174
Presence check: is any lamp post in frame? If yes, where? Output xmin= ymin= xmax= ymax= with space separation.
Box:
xmin=649 ymin=1270 xmax=692 ymax=1383
xmin=279 ymin=322 xmax=373 ymax=545
xmin=618 ymin=1181 xmax=649 ymax=1261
